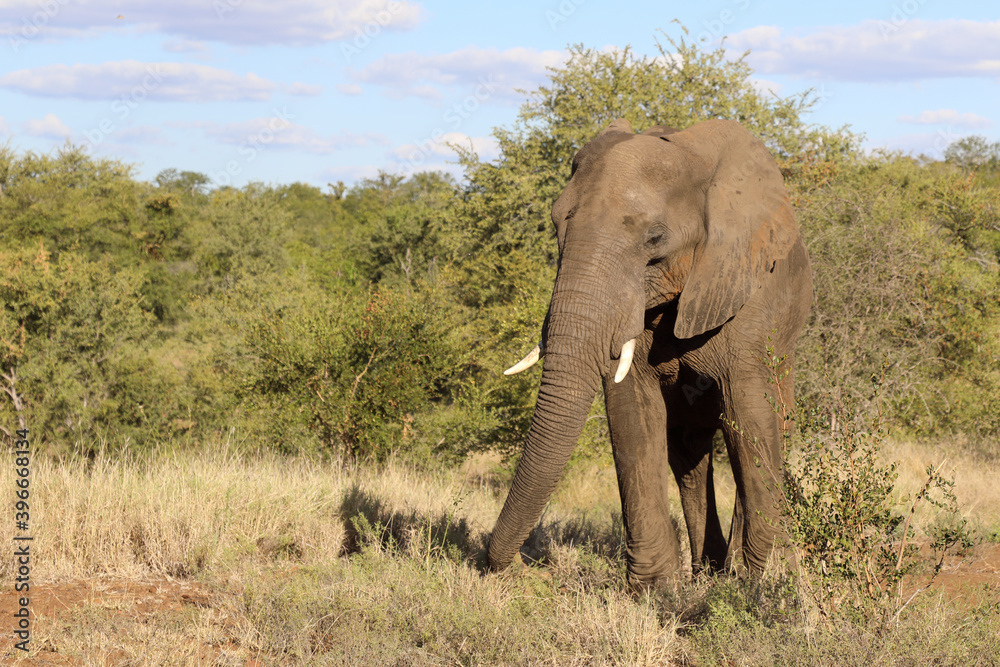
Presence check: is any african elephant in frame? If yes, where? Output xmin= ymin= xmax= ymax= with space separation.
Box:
xmin=488 ymin=118 xmax=812 ymax=590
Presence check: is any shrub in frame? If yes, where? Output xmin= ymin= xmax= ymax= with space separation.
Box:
xmin=228 ymin=273 xmax=472 ymax=461
xmin=771 ymin=354 xmax=973 ymax=625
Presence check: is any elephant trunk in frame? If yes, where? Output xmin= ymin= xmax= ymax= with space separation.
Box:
xmin=489 ymin=252 xmax=633 ymax=571
xmin=487 ymin=349 xmax=602 ymax=569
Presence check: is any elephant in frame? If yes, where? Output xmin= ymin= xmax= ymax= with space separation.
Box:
xmin=488 ymin=118 xmax=812 ymax=590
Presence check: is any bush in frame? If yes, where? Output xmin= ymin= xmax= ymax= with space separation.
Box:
xmin=227 ymin=273 xmax=472 ymax=461
xmin=0 ymin=246 xmax=156 ymax=448
xmin=772 ymin=355 xmax=973 ymax=626
xmin=796 ymin=156 xmax=1000 ymax=440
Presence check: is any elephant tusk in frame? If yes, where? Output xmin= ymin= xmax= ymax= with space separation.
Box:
xmin=504 ymin=342 xmax=544 ymax=376
xmin=614 ymin=338 xmax=636 ymax=383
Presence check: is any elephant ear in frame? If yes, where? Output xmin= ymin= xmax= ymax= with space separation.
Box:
xmin=664 ymin=120 xmax=798 ymax=339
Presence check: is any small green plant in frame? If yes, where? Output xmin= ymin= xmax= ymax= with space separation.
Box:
xmin=763 ymin=349 xmax=972 ymax=625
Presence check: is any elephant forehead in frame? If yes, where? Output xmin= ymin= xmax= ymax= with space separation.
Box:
xmin=568 ymin=167 xmax=675 ymax=221
xmin=561 ymin=182 xmax=656 ymax=225
xmin=576 ymin=141 xmax=682 ymax=195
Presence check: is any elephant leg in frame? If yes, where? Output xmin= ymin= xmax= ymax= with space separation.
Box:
xmin=719 ymin=375 xmax=787 ymax=574
xmin=604 ymin=373 xmax=679 ymax=592
xmin=668 ymin=426 xmax=727 ymax=573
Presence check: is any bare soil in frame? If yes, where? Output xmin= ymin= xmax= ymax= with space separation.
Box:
xmin=2 ymin=544 xmax=998 ymax=666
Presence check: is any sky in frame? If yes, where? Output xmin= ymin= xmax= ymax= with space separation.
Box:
xmin=0 ymin=0 xmax=998 ymax=190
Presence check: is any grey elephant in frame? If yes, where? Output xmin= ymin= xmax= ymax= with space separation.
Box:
xmin=488 ymin=118 xmax=812 ymax=589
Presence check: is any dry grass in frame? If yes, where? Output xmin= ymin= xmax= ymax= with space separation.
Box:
xmin=887 ymin=438 xmax=1000 ymax=535
xmin=1 ymin=437 xmax=997 ymax=665
xmin=0 ymin=446 xmax=510 ymax=583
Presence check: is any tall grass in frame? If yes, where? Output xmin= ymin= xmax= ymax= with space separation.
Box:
xmin=3 ymin=437 xmax=998 ymax=665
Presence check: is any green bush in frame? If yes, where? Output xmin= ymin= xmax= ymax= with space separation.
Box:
xmin=225 ymin=272 xmax=472 ymax=461
xmin=795 ymin=156 xmax=1000 ymax=441
xmin=0 ymin=246 xmax=155 ymax=448
xmin=773 ymin=356 xmax=972 ymax=625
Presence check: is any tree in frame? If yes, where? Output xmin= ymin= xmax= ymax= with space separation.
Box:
xmin=154 ymin=168 xmax=211 ymax=197
xmin=944 ymin=135 xmax=1000 ymax=172
xmin=453 ymin=35 xmax=858 ymax=274
xmin=345 ymin=171 xmax=460 ymax=286
xmin=0 ymin=245 xmax=157 ymax=446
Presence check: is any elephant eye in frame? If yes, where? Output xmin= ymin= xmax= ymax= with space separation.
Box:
xmin=644 ymin=226 xmax=667 ymax=248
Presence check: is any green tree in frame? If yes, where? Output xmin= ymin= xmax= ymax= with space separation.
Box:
xmin=154 ymin=168 xmax=211 ymax=197
xmin=192 ymin=184 xmax=292 ymax=286
xmin=345 ymin=171 xmax=460 ymax=286
xmin=944 ymin=135 xmax=1000 ymax=172
xmin=0 ymin=245 xmax=157 ymax=446
xmin=796 ymin=155 xmax=1000 ymax=439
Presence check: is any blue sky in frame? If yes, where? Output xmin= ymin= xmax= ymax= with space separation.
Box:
xmin=1 ymin=0 xmax=997 ymax=189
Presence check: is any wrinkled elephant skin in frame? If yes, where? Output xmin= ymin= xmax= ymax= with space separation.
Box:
xmin=488 ymin=119 xmax=812 ymax=590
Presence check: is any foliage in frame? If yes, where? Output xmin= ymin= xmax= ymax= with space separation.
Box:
xmin=796 ymin=155 xmax=1000 ymax=440
xmin=192 ymin=184 xmax=292 ymax=284
xmin=1 ymin=34 xmax=998 ymax=463
xmin=345 ymin=170 xmax=459 ymax=286
xmin=224 ymin=272 xmax=472 ymax=461
xmin=944 ymin=134 xmax=1000 ymax=172
xmin=771 ymin=354 xmax=973 ymax=625
xmin=0 ymin=244 xmax=155 ymax=446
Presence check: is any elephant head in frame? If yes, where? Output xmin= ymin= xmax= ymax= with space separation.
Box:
xmin=488 ymin=118 xmax=800 ymax=572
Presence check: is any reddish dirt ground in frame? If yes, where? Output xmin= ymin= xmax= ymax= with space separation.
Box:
xmin=1 ymin=544 xmax=998 ymax=665
xmin=0 ymin=577 xmax=229 ymax=666
xmin=914 ymin=541 xmax=1000 ymax=604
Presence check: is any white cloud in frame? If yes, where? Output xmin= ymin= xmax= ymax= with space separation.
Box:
xmin=897 ymin=109 xmax=992 ymax=129
xmin=24 ymin=113 xmax=72 ymax=139
xmin=162 ymin=39 xmax=210 ymax=54
xmin=349 ymin=46 xmax=567 ymax=101
xmin=337 ymin=83 xmax=363 ymax=96
xmin=0 ymin=61 xmax=295 ymax=102
xmin=286 ymin=82 xmax=323 ymax=96
xmin=0 ymin=0 xmax=422 ymax=46
xmin=726 ymin=20 xmax=1000 ymax=81
xmin=392 ymin=132 xmax=498 ymax=167
xmin=193 ymin=117 xmax=390 ymax=154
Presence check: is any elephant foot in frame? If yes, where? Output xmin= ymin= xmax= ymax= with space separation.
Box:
xmin=625 ymin=554 xmax=684 ymax=595
xmin=627 ymin=571 xmax=680 ymax=597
